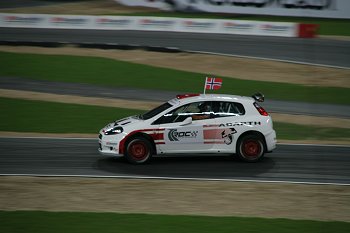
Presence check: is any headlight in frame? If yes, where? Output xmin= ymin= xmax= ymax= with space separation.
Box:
xmin=104 ymin=126 xmax=123 ymax=135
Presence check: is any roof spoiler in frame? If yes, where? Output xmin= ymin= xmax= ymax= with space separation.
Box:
xmin=252 ymin=92 xmax=264 ymax=102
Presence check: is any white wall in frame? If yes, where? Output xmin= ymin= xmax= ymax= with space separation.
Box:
xmin=0 ymin=14 xmax=299 ymax=37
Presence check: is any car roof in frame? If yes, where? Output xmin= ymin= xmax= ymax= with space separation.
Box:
xmin=169 ymin=94 xmax=254 ymax=106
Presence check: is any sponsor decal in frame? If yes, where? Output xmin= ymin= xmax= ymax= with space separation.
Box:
xmin=219 ymin=122 xmax=261 ymax=127
xmin=204 ymin=0 xmax=271 ymax=7
xmin=50 ymin=17 xmax=87 ymax=25
xmin=261 ymin=24 xmax=291 ymax=32
xmin=106 ymin=142 xmax=118 ymax=146
xmin=96 ymin=18 xmax=131 ymax=26
xmin=223 ymin=22 xmax=254 ymax=30
xmin=168 ymin=0 xmax=332 ymax=10
xmin=221 ymin=128 xmax=237 ymax=145
xmin=164 ymin=127 xmax=204 ymax=144
xmin=168 ymin=129 xmax=198 ymax=142
xmin=4 ymin=15 xmax=42 ymax=24
xmin=139 ymin=19 xmax=174 ymax=28
xmin=183 ymin=20 xmax=215 ymax=29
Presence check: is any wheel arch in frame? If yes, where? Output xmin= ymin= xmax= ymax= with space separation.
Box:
xmin=236 ymin=130 xmax=267 ymax=153
xmin=120 ymin=132 xmax=156 ymax=155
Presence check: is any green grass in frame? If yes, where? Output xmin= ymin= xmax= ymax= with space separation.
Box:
xmin=0 ymin=52 xmax=348 ymax=105
xmin=1 ymin=97 xmax=349 ymax=141
xmin=1 ymin=211 xmax=349 ymax=233
xmin=274 ymin=122 xmax=350 ymax=141
xmin=0 ymin=97 xmax=143 ymax=134
xmin=120 ymin=12 xmax=350 ymax=36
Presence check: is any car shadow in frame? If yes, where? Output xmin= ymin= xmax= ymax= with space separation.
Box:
xmin=95 ymin=154 xmax=275 ymax=179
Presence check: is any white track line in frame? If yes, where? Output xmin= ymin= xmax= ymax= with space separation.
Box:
xmin=0 ymin=173 xmax=349 ymax=186
xmin=278 ymin=143 xmax=350 ymax=148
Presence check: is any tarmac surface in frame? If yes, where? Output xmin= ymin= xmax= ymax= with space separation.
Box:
xmin=1 ymin=28 xmax=349 ymax=68
xmin=0 ymin=137 xmax=349 ymax=185
xmin=1 ymin=76 xmax=349 ymax=118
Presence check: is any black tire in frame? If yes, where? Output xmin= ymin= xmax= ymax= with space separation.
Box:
xmin=125 ymin=137 xmax=152 ymax=164
xmin=237 ymin=134 xmax=265 ymax=162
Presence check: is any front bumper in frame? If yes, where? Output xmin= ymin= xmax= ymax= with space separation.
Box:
xmin=98 ymin=133 xmax=123 ymax=157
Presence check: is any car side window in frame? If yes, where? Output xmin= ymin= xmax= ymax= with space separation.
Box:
xmin=152 ymin=101 xmax=213 ymax=125
xmin=212 ymin=101 xmax=245 ymax=118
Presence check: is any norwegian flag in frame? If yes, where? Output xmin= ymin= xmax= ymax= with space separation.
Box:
xmin=205 ymin=77 xmax=222 ymax=90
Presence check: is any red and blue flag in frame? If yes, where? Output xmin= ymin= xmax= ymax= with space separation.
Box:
xmin=205 ymin=77 xmax=222 ymax=90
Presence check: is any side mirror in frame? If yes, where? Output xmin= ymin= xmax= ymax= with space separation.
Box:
xmin=180 ymin=117 xmax=192 ymax=126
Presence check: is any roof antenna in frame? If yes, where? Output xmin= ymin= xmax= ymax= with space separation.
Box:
xmin=203 ymin=77 xmax=208 ymax=95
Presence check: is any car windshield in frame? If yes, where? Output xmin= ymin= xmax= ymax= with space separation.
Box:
xmin=139 ymin=102 xmax=172 ymax=120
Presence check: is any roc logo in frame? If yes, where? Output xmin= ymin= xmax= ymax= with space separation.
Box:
xmin=168 ymin=129 xmax=198 ymax=142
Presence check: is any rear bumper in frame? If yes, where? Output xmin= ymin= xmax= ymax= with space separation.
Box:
xmin=265 ymin=130 xmax=277 ymax=152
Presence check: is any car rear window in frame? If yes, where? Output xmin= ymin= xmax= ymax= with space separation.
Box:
xmin=212 ymin=101 xmax=245 ymax=117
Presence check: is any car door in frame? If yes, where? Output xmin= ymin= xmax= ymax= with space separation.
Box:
xmin=152 ymin=101 xmax=217 ymax=154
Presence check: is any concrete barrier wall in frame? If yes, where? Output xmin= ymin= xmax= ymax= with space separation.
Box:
xmin=0 ymin=14 xmax=304 ymax=38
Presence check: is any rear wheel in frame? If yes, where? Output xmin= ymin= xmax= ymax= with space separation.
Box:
xmin=125 ymin=137 xmax=152 ymax=164
xmin=237 ymin=135 xmax=265 ymax=162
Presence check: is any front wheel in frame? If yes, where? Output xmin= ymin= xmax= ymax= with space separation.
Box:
xmin=125 ymin=137 xmax=152 ymax=164
xmin=237 ymin=135 xmax=265 ymax=162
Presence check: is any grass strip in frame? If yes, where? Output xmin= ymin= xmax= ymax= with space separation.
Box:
xmin=0 ymin=97 xmax=143 ymax=134
xmin=120 ymin=12 xmax=350 ymax=36
xmin=1 ymin=97 xmax=349 ymax=141
xmin=1 ymin=211 xmax=349 ymax=233
xmin=0 ymin=51 xmax=348 ymax=105
xmin=274 ymin=122 xmax=349 ymax=141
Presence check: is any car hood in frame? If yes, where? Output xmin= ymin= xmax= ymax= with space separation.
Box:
xmin=114 ymin=116 xmax=140 ymax=127
xmin=100 ymin=116 xmax=142 ymax=134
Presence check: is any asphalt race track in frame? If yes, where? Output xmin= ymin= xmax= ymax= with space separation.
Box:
xmin=1 ymin=28 xmax=350 ymax=68
xmin=0 ymin=137 xmax=349 ymax=185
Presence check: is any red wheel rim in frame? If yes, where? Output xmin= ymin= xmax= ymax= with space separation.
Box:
xmin=128 ymin=141 xmax=149 ymax=161
xmin=242 ymin=139 xmax=262 ymax=158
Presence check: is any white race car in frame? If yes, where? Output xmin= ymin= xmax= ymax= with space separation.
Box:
xmin=98 ymin=93 xmax=276 ymax=164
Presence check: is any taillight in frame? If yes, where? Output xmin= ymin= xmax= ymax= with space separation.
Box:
xmin=254 ymin=102 xmax=269 ymax=116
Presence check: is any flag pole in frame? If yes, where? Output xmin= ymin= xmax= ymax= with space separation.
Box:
xmin=203 ymin=77 xmax=207 ymax=95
